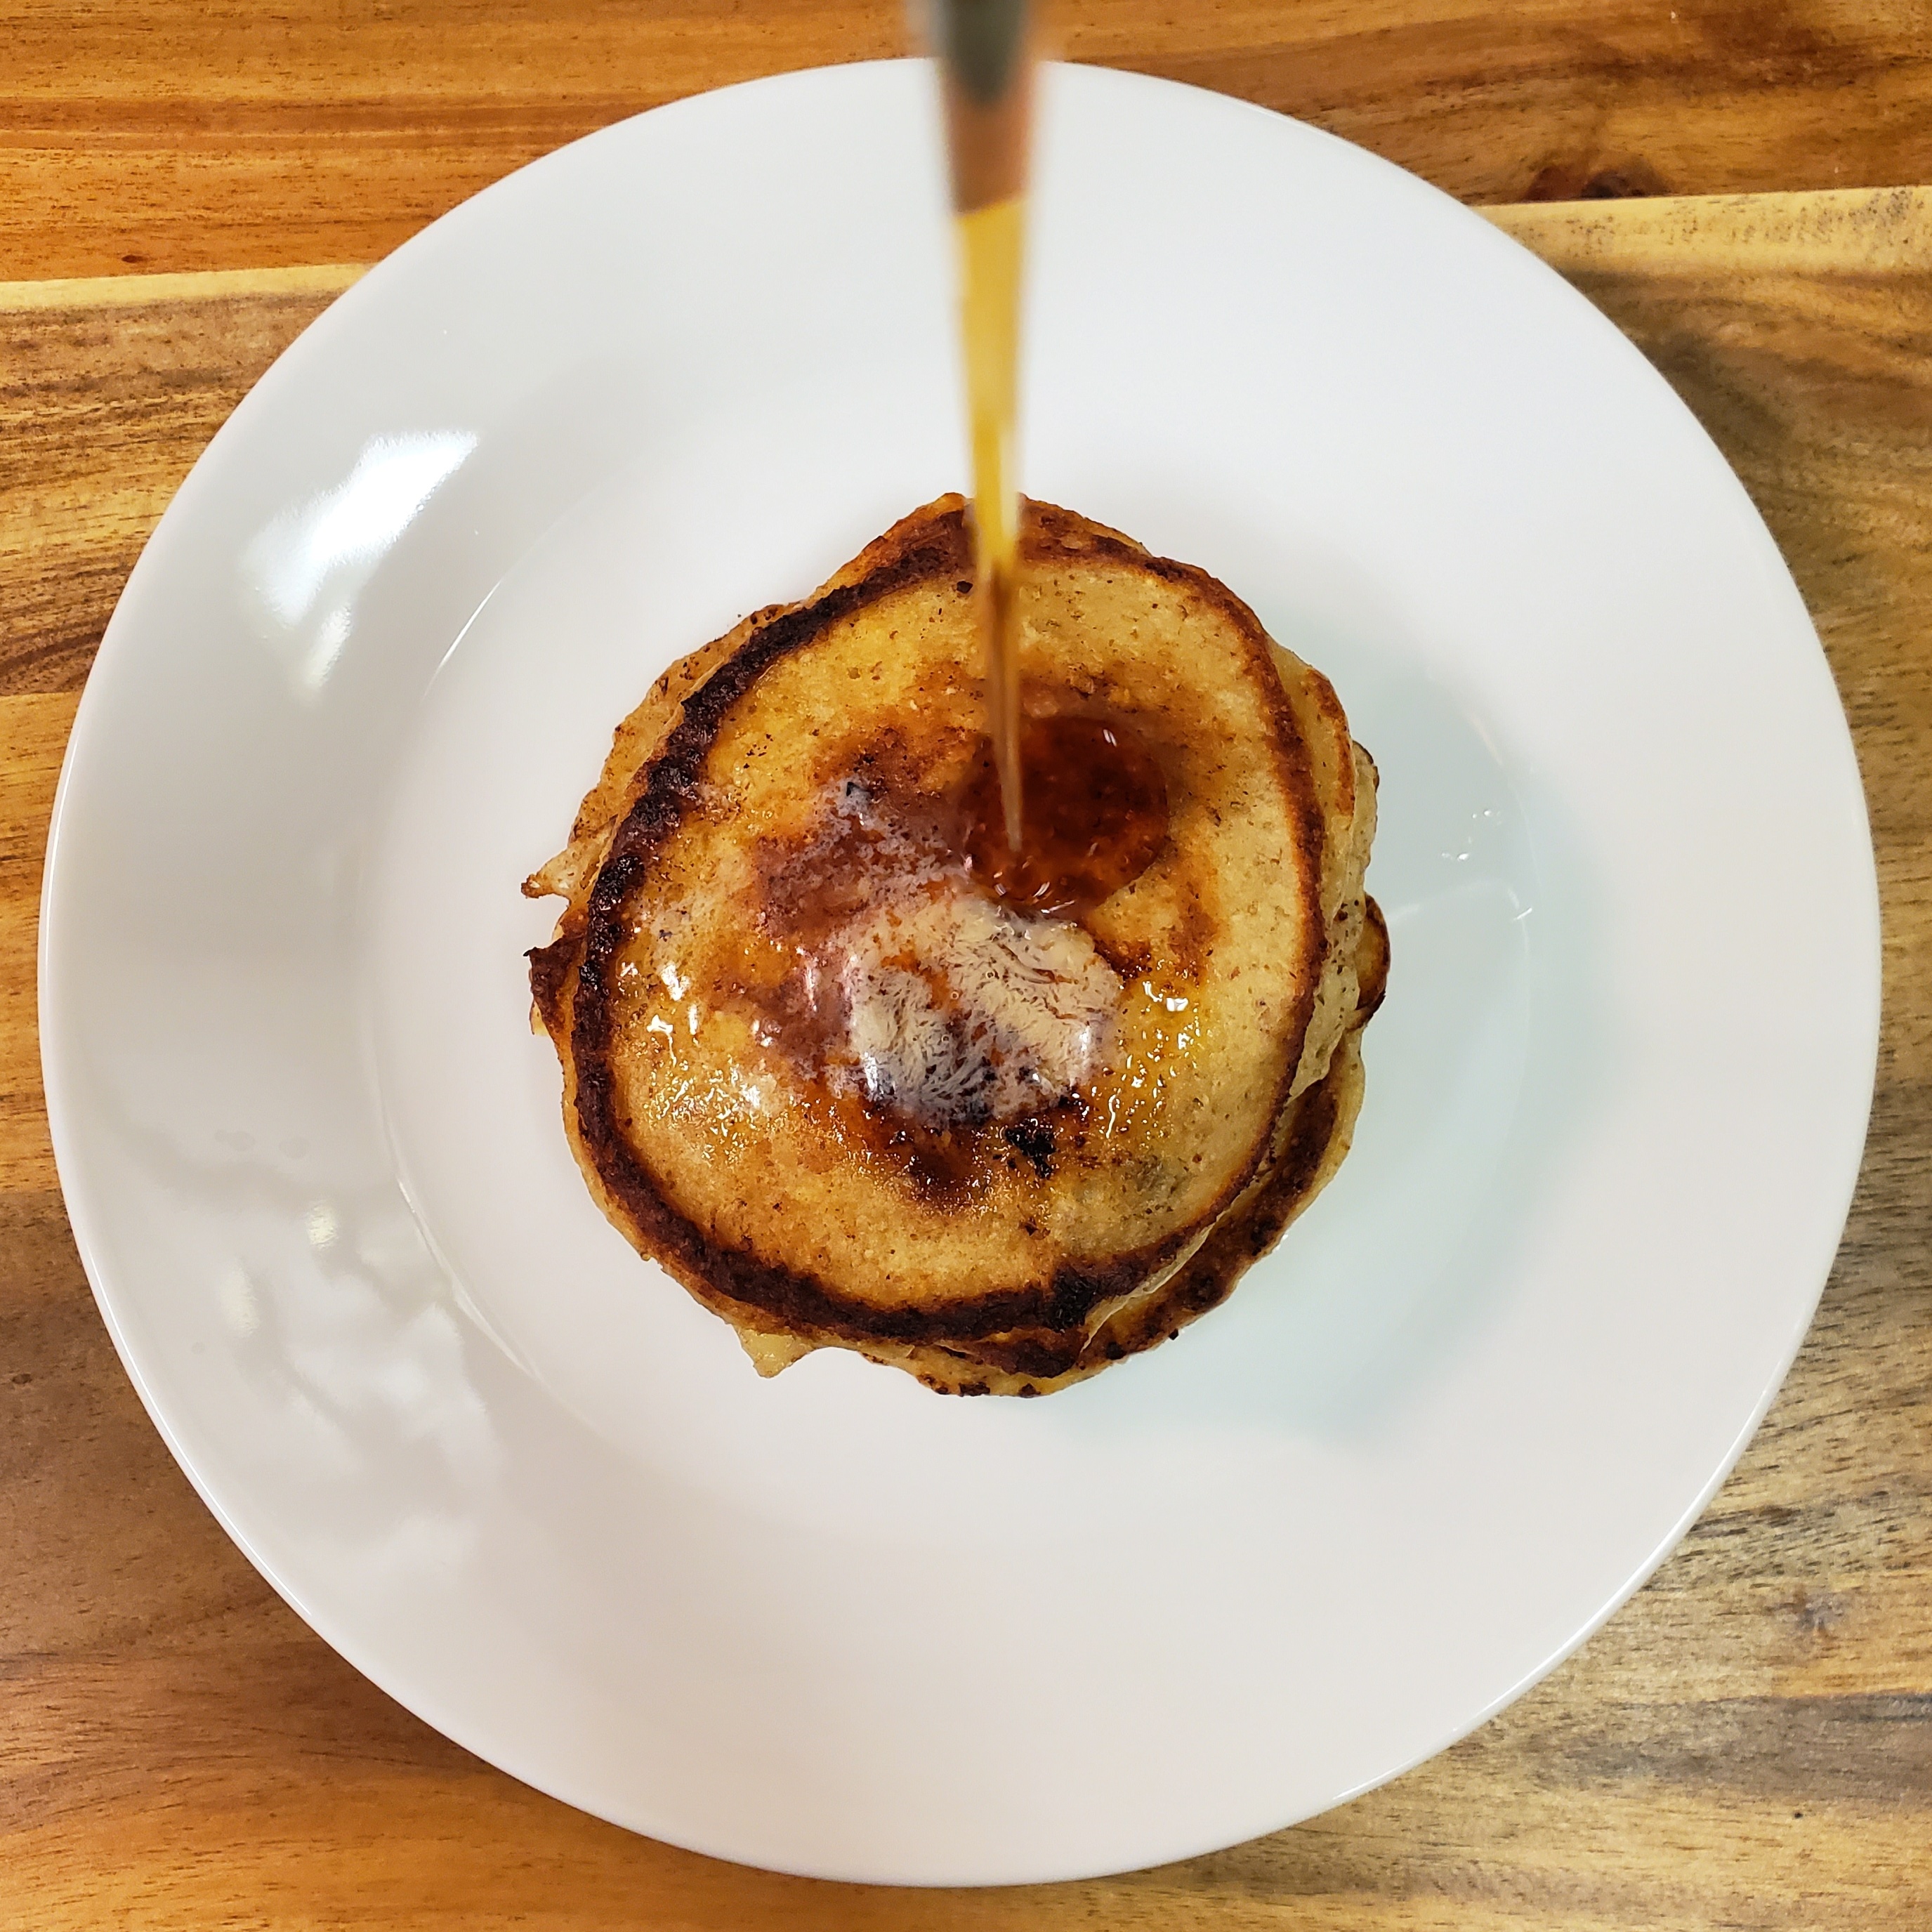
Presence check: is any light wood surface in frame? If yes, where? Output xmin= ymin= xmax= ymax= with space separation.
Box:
xmin=4 ymin=141 xmax=1931 ymax=1932
xmin=6 ymin=0 xmax=1932 ymax=278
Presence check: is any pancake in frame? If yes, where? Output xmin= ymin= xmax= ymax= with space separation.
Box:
xmin=525 ymin=497 xmax=1384 ymax=1394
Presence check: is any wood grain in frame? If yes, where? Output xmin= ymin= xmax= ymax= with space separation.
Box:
xmin=4 ymin=1 xmax=1932 ymax=280
xmin=0 ymin=267 xmax=362 ymax=696
xmin=4 ymin=185 xmax=1931 ymax=1924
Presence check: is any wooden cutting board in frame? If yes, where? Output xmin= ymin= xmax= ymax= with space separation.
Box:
xmin=2 ymin=185 xmax=1928 ymax=1928
xmin=6 ymin=0 xmax=1932 ymax=277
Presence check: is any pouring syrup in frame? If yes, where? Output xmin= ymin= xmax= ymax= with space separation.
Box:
xmin=935 ymin=0 xmax=1032 ymax=852
xmin=934 ymin=2 xmax=1170 ymax=903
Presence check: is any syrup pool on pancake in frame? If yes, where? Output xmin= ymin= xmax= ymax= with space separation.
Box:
xmin=615 ymin=704 xmax=1184 ymax=1200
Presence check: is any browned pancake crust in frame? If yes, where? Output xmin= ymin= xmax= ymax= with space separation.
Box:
xmin=528 ymin=497 xmax=1379 ymax=1392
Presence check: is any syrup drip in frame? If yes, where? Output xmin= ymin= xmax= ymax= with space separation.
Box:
xmin=956 ymin=195 xmax=1027 ymax=853
xmin=936 ymin=0 xmax=1035 ymax=850
xmin=964 ymin=714 xmax=1170 ymax=916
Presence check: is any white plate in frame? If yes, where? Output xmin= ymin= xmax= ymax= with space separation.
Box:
xmin=40 ymin=61 xmax=1878 ymax=1886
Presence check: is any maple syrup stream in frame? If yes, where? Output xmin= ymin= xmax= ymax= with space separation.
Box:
xmin=957 ymin=192 xmax=1026 ymax=853
xmin=935 ymin=0 xmax=1033 ymax=857
xmin=936 ymin=1 xmax=1169 ymax=910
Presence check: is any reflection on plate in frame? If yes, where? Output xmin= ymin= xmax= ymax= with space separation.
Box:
xmin=40 ymin=62 xmax=1877 ymax=1885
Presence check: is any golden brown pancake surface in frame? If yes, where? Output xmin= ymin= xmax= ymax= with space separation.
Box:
xmin=527 ymin=497 xmax=1382 ymax=1393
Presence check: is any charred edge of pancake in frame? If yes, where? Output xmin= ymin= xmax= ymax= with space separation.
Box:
xmin=1357 ymin=895 xmax=1390 ymax=1025
xmin=947 ymin=954 xmax=1376 ymax=1393
xmin=1152 ymin=1063 xmax=1343 ymax=1329
xmin=527 ymin=926 xmax=580 ymax=1041
xmin=1056 ymin=1046 xmax=1353 ymax=1381
xmin=917 ymin=1039 xmax=1362 ymax=1395
xmin=553 ymin=497 xmax=1335 ymax=1352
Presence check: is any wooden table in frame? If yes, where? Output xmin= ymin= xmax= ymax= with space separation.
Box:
xmin=4 ymin=6 xmax=1929 ymax=1925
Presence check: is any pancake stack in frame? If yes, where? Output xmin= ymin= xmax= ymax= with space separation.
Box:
xmin=526 ymin=497 xmax=1384 ymax=1394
